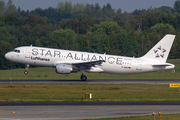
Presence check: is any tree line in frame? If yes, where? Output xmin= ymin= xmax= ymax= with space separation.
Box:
xmin=0 ymin=0 xmax=180 ymax=69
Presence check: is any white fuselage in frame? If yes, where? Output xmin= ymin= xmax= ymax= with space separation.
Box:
xmin=5 ymin=46 xmax=174 ymax=74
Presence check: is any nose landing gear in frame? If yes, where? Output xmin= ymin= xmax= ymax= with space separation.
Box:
xmin=24 ymin=64 xmax=29 ymax=75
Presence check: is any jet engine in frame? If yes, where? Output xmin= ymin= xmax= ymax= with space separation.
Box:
xmin=55 ymin=63 xmax=72 ymax=74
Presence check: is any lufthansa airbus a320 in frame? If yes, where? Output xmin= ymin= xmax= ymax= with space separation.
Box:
xmin=5 ymin=34 xmax=175 ymax=81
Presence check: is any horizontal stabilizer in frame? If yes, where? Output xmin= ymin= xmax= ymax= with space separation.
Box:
xmin=152 ymin=63 xmax=174 ymax=66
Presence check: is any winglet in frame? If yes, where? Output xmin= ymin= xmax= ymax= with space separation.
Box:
xmin=142 ymin=34 xmax=175 ymax=62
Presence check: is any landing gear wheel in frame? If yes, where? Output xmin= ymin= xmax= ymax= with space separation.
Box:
xmin=81 ymin=75 xmax=87 ymax=81
xmin=24 ymin=70 xmax=28 ymax=75
xmin=24 ymin=64 xmax=29 ymax=75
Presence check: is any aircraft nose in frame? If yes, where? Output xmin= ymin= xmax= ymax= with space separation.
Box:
xmin=5 ymin=52 xmax=11 ymax=60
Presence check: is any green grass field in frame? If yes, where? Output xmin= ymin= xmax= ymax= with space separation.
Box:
xmin=0 ymin=59 xmax=180 ymax=79
xmin=0 ymin=84 xmax=179 ymax=102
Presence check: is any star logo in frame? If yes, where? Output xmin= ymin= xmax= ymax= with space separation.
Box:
xmin=153 ymin=46 xmax=166 ymax=58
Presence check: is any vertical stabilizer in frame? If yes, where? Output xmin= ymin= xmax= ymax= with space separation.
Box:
xmin=142 ymin=34 xmax=175 ymax=63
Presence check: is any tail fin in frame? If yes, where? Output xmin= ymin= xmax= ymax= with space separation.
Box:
xmin=142 ymin=34 xmax=175 ymax=63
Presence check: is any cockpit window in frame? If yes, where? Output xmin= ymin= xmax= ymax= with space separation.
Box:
xmin=12 ymin=49 xmax=20 ymax=53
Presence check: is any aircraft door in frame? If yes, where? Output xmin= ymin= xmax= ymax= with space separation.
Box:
xmin=25 ymin=48 xmax=31 ymax=58
xmin=137 ymin=60 xmax=142 ymax=70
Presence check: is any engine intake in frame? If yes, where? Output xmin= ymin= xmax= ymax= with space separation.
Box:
xmin=56 ymin=64 xmax=72 ymax=74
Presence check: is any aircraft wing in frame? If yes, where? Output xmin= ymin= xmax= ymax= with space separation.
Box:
xmin=72 ymin=60 xmax=105 ymax=68
xmin=53 ymin=60 xmax=105 ymax=71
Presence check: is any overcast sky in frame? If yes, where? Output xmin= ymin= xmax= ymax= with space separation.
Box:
xmin=3 ymin=0 xmax=177 ymax=13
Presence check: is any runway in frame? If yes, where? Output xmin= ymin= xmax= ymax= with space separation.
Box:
xmin=0 ymin=102 xmax=180 ymax=120
xmin=0 ymin=79 xmax=180 ymax=84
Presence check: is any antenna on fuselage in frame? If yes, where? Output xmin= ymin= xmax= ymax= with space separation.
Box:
xmin=30 ymin=44 xmax=32 ymax=47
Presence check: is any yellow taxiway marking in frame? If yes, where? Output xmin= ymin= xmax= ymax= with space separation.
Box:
xmin=0 ymin=110 xmax=16 ymax=116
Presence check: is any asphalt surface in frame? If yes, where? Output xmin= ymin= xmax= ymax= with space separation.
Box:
xmin=0 ymin=103 xmax=180 ymax=120
xmin=1 ymin=102 xmax=180 ymax=106
xmin=0 ymin=79 xmax=180 ymax=84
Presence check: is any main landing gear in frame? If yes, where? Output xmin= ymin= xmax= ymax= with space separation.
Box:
xmin=81 ymin=75 xmax=87 ymax=81
xmin=80 ymin=70 xmax=87 ymax=81
xmin=24 ymin=64 xmax=29 ymax=75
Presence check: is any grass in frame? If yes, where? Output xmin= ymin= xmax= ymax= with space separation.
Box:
xmin=0 ymin=84 xmax=180 ymax=102
xmin=83 ymin=113 xmax=180 ymax=120
xmin=0 ymin=59 xmax=180 ymax=79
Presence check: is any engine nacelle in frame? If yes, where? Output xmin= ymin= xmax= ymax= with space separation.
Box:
xmin=55 ymin=64 xmax=72 ymax=74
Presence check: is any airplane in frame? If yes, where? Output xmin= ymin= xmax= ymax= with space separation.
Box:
xmin=5 ymin=34 xmax=175 ymax=81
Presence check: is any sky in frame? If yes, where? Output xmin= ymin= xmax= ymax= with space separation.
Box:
xmin=3 ymin=0 xmax=177 ymax=13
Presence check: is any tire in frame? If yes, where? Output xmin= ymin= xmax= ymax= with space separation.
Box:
xmin=24 ymin=70 xmax=28 ymax=75
xmin=81 ymin=75 xmax=87 ymax=81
